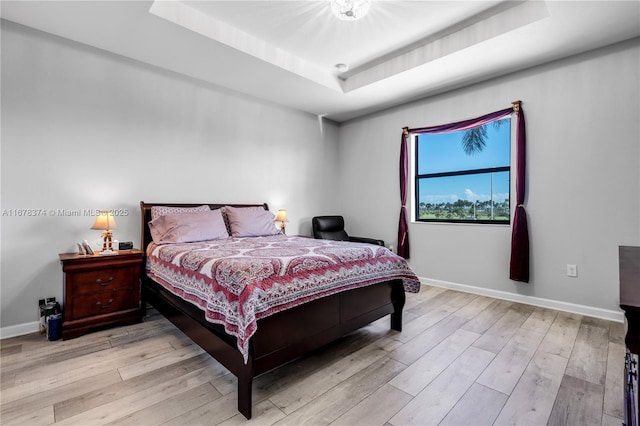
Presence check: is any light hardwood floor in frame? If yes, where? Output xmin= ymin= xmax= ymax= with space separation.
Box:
xmin=0 ymin=285 xmax=626 ymax=425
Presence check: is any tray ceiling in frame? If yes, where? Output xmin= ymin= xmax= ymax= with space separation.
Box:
xmin=2 ymin=1 xmax=639 ymax=122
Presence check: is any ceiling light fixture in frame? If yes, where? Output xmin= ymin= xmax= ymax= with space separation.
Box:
xmin=331 ymin=0 xmax=371 ymax=21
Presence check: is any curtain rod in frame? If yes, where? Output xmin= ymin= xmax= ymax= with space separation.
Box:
xmin=402 ymin=101 xmax=523 ymax=132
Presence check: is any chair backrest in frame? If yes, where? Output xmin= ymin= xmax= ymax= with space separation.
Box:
xmin=312 ymin=216 xmax=350 ymax=241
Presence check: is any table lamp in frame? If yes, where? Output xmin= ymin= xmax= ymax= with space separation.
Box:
xmin=91 ymin=210 xmax=118 ymax=255
xmin=274 ymin=209 xmax=288 ymax=234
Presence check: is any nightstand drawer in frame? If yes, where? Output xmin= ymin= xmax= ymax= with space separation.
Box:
xmin=72 ymin=289 xmax=138 ymax=319
xmin=71 ymin=267 xmax=138 ymax=294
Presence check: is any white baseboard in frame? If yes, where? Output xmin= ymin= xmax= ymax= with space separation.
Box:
xmin=0 ymin=321 xmax=40 ymax=340
xmin=422 ymin=277 xmax=625 ymax=323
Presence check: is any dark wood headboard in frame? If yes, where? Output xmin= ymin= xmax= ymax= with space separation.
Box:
xmin=139 ymin=202 xmax=269 ymax=253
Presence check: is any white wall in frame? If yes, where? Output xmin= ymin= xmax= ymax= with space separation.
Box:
xmin=0 ymin=21 xmax=341 ymax=333
xmin=338 ymin=38 xmax=640 ymax=315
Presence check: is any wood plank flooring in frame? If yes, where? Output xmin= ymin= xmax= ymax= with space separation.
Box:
xmin=0 ymin=285 xmax=626 ymax=425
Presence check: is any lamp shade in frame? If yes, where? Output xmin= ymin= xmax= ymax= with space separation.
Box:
xmin=274 ymin=210 xmax=288 ymax=223
xmin=91 ymin=211 xmax=118 ymax=230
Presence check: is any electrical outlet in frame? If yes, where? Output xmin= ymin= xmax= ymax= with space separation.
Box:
xmin=567 ymin=264 xmax=577 ymax=277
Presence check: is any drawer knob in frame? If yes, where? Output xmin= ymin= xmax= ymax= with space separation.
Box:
xmin=96 ymin=277 xmax=114 ymax=286
xmin=96 ymin=299 xmax=114 ymax=309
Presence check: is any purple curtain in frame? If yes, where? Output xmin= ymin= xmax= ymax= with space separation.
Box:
xmin=398 ymin=129 xmax=410 ymax=258
xmin=400 ymin=102 xmax=529 ymax=281
xmin=509 ymin=106 xmax=529 ymax=282
xmin=409 ymin=107 xmax=513 ymax=135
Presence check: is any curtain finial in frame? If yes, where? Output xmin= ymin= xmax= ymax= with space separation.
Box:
xmin=512 ymin=100 xmax=521 ymax=112
xmin=402 ymin=127 xmax=409 ymax=136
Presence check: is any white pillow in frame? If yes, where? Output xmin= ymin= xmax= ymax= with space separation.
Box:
xmin=150 ymin=204 xmax=210 ymax=220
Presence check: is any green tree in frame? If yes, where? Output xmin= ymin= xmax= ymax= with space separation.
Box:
xmin=462 ymin=120 xmax=506 ymax=155
xmin=461 ymin=126 xmax=488 ymax=155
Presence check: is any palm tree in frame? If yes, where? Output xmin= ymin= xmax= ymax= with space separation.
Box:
xmin=461 ymin=125 xmax=488 ymax=155
xmin=461 ymin=120 xmax=507 ymax=155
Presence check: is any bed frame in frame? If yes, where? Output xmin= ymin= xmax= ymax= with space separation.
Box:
xmin=139 ymin=202 xmax=406 ymax=419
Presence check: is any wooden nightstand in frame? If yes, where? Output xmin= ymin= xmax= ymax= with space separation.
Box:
xmin=59 ymin=250 xmax=144 ymax=339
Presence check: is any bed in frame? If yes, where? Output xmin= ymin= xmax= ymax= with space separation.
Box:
xmin=139 ymin=202 xmax=420 ymax=419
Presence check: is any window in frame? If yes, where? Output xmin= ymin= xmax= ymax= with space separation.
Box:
xmin=414 ymin=117 xmax=511 ymax=224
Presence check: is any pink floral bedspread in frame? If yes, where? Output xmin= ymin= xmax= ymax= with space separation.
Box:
xmin=146 ymin=235 xmax=420 ymax=362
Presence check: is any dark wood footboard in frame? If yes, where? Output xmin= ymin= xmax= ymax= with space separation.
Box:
xmin=143 ymin=275 xmax=404 ymax=419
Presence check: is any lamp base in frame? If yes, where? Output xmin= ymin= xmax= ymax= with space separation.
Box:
xmin=98 ymin=250 xmax=118 ymax=256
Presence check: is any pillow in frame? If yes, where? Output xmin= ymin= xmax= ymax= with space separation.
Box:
xmin=224 ymin=205 xmax=281 ymax=237
xmin=150 ymin=204 xmax=210 ymax=220
xmin=220 ymin=205 xmax=266 ymax=235
xmin=149 ymin=209 xmax=229 ymax=244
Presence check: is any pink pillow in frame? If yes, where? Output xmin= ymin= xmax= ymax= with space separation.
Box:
xmin=150 ymin=205 xmax=210 ymax=220
xmin=149 ymin=210 xmax=229 ymax=244
xmin=225 ymin=206 xmax=281 ymax=237
xmin=220 ymin=205 xmax=264 ymax=235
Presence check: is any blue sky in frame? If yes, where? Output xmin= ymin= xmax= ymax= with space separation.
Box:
xmin=416 ymin=118 xmax=511 ymax=204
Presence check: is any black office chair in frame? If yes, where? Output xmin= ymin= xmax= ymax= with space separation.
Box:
xmin=312 ymin=216 xmax=384 ymax=246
